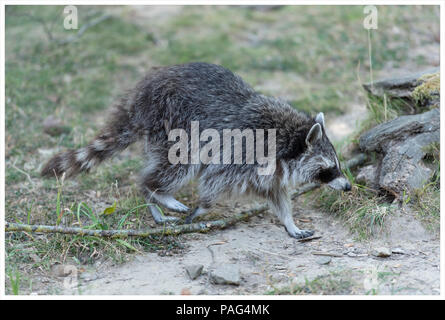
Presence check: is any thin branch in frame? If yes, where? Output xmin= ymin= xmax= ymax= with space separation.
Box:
xmin=5 ymin=154 xmax=367 ymax=239
xmin=6 ymin=204 xmax=269 ymax=239
xmin=312 ymin=251 xmax=343 ymax=257
xmin=9 ymin=161 xmax=33 ymax=185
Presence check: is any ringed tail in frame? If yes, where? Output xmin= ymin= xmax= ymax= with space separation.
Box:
xmin=41 ymin=104 xmax=141 ymax=179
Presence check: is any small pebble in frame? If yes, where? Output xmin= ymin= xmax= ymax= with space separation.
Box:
xmin=372 ymin=247 xmax=392 ymax=258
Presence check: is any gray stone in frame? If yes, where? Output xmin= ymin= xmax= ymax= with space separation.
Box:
xmin=210 ymin=265 xmax=240 ymax=285
xmin=358 ymin=108 xmax=439 ymax=196
xmin=359 ymin=108 xmax=439 ymax=153
xmin=372 ymin=247 xmax=392 ymax=258
xmin=356 ymin=164 xmax=378 ymax=188
xmin=363 ymin=67 xmax=439 ymax=99
xmin=315 ymin=256 xmax=332 ymax=265
xmin=185 ymin=264 xmax=204 ymax=280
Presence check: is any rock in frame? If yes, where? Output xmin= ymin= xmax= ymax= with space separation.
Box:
xmin=210 ymin=265 xmax=240 ymax=285
xmin=43 ymin=116 xmax=71 ymax=137
xmin=185 ymin=264 xmax=204 ymax=280
xmin=363 ymin=67 xmax=439 ymax=100
xmin=315 ymin=256 xmax=331 ymax=265
xmin=359 ymin=108 xmax=439 ymax=153
xmin=356 ymin=164 xmax=378 ymax=188
xmin=371 ymin=247 xmax=392 ymax=258
xmin=51 ymin=264 xmax=77 ymax=277
xmin=359 ymin=108 xmax=439 ymax=196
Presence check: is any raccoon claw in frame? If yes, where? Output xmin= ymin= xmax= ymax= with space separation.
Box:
xmin=298 ymin=230 xmax=315 ymax=239
xmin=164 ymin=200 xmax=190 ymax=213
xmin=286 ymin=228 xmax=314 ymax=239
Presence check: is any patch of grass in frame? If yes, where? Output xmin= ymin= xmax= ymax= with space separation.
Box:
xmin=362 ymin=94 xmax=407 ymax=126
xmin=7 ymin=270 xmax=22 ymax=295
xmin=5 ymin=195 xmax=185 ymax=286
xmin=412 ymin=72 xmax=440 ymax=106
xmin=314 ymin=185 xmax=393 ymax=239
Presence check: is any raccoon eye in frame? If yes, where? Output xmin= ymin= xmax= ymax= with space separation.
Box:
xmin=316 ymin=167 xmax=338 ymax=183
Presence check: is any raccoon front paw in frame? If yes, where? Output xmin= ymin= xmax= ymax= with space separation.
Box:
xmin=286 ymin=227 xmax=314 ymax=239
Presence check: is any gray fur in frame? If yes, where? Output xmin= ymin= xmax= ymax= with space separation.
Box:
xmin=41 ymin=62 xmax=350 ymax=239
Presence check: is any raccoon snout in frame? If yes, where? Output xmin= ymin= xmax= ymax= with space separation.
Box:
xmin=327 ymin=176 xmax=351 ymax=191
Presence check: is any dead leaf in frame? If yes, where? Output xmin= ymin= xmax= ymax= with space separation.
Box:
xmin=103 ymin=201 xmax=117 ymax=215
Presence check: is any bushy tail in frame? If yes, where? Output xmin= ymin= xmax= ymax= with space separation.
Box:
xmin=41 ymin=104 xmax=142 ymax=179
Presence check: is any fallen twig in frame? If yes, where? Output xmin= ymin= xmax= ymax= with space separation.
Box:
xmin=5 ymin=204 xmax=269 ymax=239
xmin=312 ymin=251 xmax=343 ymax=257
xmin=5 ymin=153 xmax=366 ymax=238
xmin=9 ymin=160 xmax=34 ymax=185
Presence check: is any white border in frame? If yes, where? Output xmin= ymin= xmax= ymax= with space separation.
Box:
xmin=0 ymin=0 xmax=443 ymax=301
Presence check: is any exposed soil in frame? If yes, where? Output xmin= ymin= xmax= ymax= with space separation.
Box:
xmin=59 ymin=199 xmax=439 ymax=295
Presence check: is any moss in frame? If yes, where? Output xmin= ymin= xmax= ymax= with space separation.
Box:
xmin=412 ymin=72 xmax=440 ymax=106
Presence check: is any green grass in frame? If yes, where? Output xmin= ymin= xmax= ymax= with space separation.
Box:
xmin=7 ymin=270 xmax=22 ymax=295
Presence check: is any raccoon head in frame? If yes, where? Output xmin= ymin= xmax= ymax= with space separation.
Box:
xmin=296 ymin=112 xmax=351 ymax=191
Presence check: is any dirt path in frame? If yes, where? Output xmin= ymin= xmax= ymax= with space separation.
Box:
xmin=62 ymin=202 xmax=439 ymax=295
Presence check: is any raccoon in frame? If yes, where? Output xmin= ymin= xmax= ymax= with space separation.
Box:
xmin=41 ymin=62 xmax=351 ymax=239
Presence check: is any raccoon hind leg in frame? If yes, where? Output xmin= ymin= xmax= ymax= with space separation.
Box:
xmin=184 ymin=173 xmax=221 ymax=224
xmin=140 ymin=161 xmax=194 ymax=224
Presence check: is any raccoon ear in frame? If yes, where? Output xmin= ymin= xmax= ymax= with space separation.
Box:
xmin=315 ymin=112 xmax=325 ymax=128
xmin=306 ymin=123 xmax=322 ymax=146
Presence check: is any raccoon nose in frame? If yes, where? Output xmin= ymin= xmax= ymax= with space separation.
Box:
xmin=344 ymin=182 xmax=352 ymax=192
